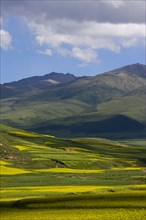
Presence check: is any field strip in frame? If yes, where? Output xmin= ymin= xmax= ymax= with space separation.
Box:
xmin=112 ymin=167 xmax=145 ymax=171
xmin=0 ymin=161 xmax=10 ymax=165
xmin=8 ymin=131 xmax=41 ymax=137
xmin=14 ymin=145 xmax=30 ymax=151
xmin=1 ymin=185 xmax=110 ymax=193
xmin=1 ymin=184 xmax=146 ymax=193
xmin=0 ymin=166 xmax=30 ymax=175
xmin=1 ymin=165 xmax=145 ymax=175
xmin=35 ymin=168 xmax=105 ymax=173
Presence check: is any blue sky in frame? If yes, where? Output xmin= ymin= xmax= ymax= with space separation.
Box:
xmin=1 ymin=1 xmax=145 ymax=83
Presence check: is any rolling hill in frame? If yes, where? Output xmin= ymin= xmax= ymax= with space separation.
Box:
xmin=0 ymin=63 xmax=145 ymax=139
xmin=0 ymin=124 xmax=145 ymax=172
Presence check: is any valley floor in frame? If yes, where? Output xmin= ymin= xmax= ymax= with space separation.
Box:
xmin=1 ymin=191 xmax=146 ymax=220
xmin=0 ymin=125 xmax=146 ymax=219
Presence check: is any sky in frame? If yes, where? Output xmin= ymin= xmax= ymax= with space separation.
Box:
xmin=0 ymin=0 xmax=145 ymax=83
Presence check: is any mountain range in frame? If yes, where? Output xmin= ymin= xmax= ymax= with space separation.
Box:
xmin=0 ymin=63 xmax=146 ymax=139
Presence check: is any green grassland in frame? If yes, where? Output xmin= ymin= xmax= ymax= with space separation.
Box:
xmin=0 ymin=99 xmax=90 ymax=127
xmin=0 ymin=124 xmax=146 ymax=219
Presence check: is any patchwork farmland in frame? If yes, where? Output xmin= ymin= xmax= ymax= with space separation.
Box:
xmin=0 ymin=124 xmax=146 ymax=219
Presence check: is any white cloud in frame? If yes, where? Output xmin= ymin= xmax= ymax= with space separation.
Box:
xmin=71 ymin=47 xmax=99 ymax=63
xmin=29 ymin=20 xmax=145 ymax=46
xmin=57 ymin=46 xmax=99 ymax=64
xmin=27 ymin=20 xmax=145 ymax=64
xmin=37 ymin=49 xmax=52 ymax=56
xmin=120 ymin=38 xmax=138 ymax=48
xmin=0 ymin=29 xmax=12 ymax=50
xmin=1 ymin=1 xmax=145 ymax=64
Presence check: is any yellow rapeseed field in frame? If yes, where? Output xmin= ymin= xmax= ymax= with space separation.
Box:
xmin=35 ymin=168 xmax=105 ymax=173
xmin=9 ymin=131 xmax=40 ymax=137
xmin=0 ymin=160 xmax=10 ymax=165
xmin=14 ymin=145 xmax=29 ymax=151
xmin=0 ymin=165 xmax=30 ymax=175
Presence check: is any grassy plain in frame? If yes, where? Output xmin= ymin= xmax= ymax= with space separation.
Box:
xmin=0 ymin=124 xmax=146 ymax=219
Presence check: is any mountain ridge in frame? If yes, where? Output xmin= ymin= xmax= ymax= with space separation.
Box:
xmin=1 ymin=63 xmax=145 ymax=139
xmin=0 ymin=72 xmax=78 ymax=99
xmin=101 ymin=63 xmax=146 ymax=78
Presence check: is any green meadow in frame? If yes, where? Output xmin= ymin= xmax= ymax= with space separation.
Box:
xmin=0 ymin=124 xmax=146 ymax=219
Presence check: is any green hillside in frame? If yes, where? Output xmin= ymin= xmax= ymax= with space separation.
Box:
xmin=0 ymin=64 xmax=146 ymax=138
xmin=0 ymin=124 xmax=145 ymax=174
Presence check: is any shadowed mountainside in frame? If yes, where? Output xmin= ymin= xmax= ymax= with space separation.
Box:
xmin=0 ymin=63 xmax=145 ymax=139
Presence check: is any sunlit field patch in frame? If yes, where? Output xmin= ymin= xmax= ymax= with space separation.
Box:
xmin=0 ymin=160 xmax=10 ymax=165
xmin=43 ymin=134 xmax=55 ymax=138
xmin=1 ymin=185 xmax=146 ymax=198
xmin=0 ymin=186 xmax=110 ymax=200
xmin=14 ymin=145 xmax=29 ymax=151
xmin=130 ymin=184 xmax=146 ymax=190
xmin=1 ymin=185 xmax=111 ymax=194
xmin=0 ymin=166 xmax=30 ymax=175
xmin=28 ymin=184 xmax=146 ymax=193
xmin=35 ymin=168 xmax=105 ymax=173
xmin=9 ymin=131 xmax=40 ymax=137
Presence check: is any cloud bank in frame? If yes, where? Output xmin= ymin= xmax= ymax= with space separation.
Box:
xmin=1 ymin=0 xmax=145 ymax=64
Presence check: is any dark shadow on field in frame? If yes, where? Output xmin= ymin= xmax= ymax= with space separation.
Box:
xmin=1 ymin=193 xmax=146 ymax=210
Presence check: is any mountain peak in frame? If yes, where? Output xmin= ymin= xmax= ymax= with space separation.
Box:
xmin=111 ymin=63 xmax=146 ymax=78
xmin=1 ymin=72 xmax=77 ymax=99
xmin=43 ymin=72 xmax=77 ymax=84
